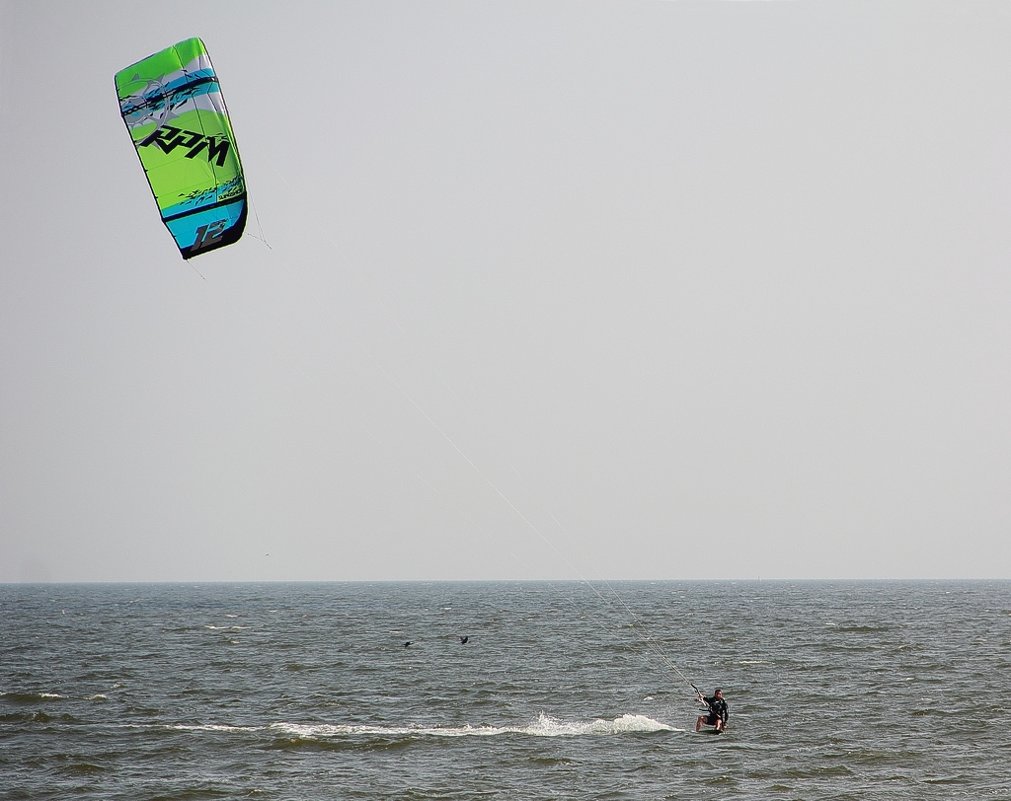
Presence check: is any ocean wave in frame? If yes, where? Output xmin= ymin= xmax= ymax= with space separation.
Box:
xmin=2 ymin=711 xmax=59 ymax=723
xmin=59 ymin=762 xmax=107 ymax=777
xmin=167 ymin=723 xmax=261 ymax=733
xmin=0 ymin=691 xmax=66 ymax=703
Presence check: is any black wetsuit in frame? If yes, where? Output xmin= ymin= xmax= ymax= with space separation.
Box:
xmin=703 ymin=695 xmax=729 ymax=726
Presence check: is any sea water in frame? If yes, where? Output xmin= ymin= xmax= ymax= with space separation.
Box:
xmin=1 ymin=581 xmax=1008 ymax=800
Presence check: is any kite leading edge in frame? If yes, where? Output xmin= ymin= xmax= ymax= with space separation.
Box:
xmin=115 ymin=37 xmax=247 ymax=259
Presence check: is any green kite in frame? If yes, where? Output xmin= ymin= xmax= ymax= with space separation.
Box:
xmin=115 ymin=38 xmax=247 ymax=259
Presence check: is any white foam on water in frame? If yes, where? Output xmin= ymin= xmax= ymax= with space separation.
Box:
xmin=167 ymin=723 xmax=261 ymax=733
xmin=269 ymin=712 xmax=677 ymax=740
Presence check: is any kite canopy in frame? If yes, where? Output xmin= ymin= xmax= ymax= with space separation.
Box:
xmin=115 ymin=38 xmax=246 ymax=259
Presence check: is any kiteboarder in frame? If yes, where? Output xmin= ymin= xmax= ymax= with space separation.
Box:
xmin=695 ymin=687 xmax=729 ymax=733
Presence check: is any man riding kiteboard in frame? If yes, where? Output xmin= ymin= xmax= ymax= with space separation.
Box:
xmin=695 ymin=687 xmax=729 ymax=733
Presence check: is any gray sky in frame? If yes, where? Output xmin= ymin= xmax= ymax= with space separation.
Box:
xmin=1 ymin=1 xmax=1009 ymax=582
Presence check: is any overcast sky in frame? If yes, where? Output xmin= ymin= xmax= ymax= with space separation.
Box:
xmin=1 ymin=1 xmax=1009 ymax=582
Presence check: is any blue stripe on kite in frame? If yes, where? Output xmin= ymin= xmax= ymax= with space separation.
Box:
xmin=166 ymin=199 xmax=246 ymax=253
xmin=120 ymin=78 xmax=221 ymax=119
